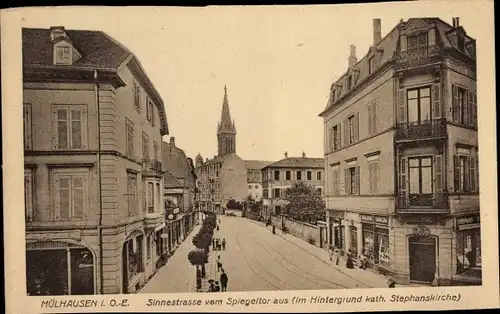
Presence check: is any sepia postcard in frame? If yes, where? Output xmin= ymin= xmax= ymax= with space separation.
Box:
xmin=2 ymin=1 xmax=499 ymax=313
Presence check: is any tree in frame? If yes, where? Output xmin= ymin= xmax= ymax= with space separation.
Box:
xmin=188 ymin=249 xmax=208 ymax=290
xmin=282 ymin=181 xmax=325 ymax=223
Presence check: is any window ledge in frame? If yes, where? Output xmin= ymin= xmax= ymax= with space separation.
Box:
xmin=46 ymin=162 xmax=94 ymax=168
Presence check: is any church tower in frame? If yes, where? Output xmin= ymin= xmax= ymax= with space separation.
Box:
xmin=217 ymin=85 xmax=237 ymax=156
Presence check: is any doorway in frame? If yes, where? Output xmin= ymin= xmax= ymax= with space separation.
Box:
xmin=409 ymin=235 xmax=437 ymax=283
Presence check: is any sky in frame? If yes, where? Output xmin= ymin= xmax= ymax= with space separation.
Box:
xmin=12 ymin=3 xmax=482 ymax=162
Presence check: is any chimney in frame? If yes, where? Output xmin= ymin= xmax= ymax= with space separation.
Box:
xmin=452 ymin=17 xmax=460 ymax=28
xmin=348 ymin=45 xmax=357 ymax=68
xmin=373 ymin=19 xmax=382 ymax=45
xmin=284 ymin=151 xmax=288 ymax=158
xmin=170 ymin=136 xmax=175 ymax=147
xmin=302 ymin=151 xmax=306 ymax=158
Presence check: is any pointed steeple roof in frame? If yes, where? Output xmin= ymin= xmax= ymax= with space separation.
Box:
xmin=218 ymin=85 xmax=236 ymax=134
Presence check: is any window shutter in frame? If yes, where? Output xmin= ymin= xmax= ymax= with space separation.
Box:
xmin=398 ymin=89 xmax=406 ymax=123
xmin=452 ymin=85 xmax=458 ymax=122
xmin=336 ymin=123 xmax=341 ymax=149
xmin=372 ymin=102 xmax=377 ymax=134
xmin=355 ymin=166 xmax=360 ymax=195
xmin=435 ymin=154 xmax=443 ymax=194
xmin=374 ymin=162 xmax=379 ymax=194
xmin=432 ymin=83 xmax=441 ymax=119
xmin=470 ymin=157 xmax=476 ymax=192
xmin=72 ymin=176 xmax=84 ymax=219
xmin=473 ymin=92 xmax=477 ymax=127
xmin=344 ymin=168 xmax=349 ymax=195
xmin=354 ymin=113 xmax=360 ymax=142
xmin=367 ymin=105 xmax=373 ymax=135
xmin=398 ymin=158 xmax=407 ymax=206
xmin=343 ymin=120 xmax=348 ymax=147
xmin=58 ymin=177 xmax=70 ymax=220
xmin=468 ymin=91 xmax=474 ymax=127
xmin=464 ymin=157 xmax=470 ymax=192
xmin=454 ymin=155 xmax=460 ymax=192
xmin=328 ymin=127 xmax=333 ymax=152
xmin=464 ymin=91 xmax=469 ymax=125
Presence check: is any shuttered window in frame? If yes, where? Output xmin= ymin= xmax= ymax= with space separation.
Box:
xmin=125 ymin=119 xmax=135 ymax=158
xmin=452 ymin=85 xmax=469 ymax=125
xmin=142 ymin=132 xmax=149 ymax=159
xmin=344 ymin=166 xmax=359 ymax=195
xmin=53 ymin=170 xmax=88 ymax=221
xmin=368 ymin=102 xmax=377 ymax=135
xmin=127 ymin=173 xmax=138 ymax=216
xmin=368 ymin=161 xmax=380 ymax=194
xmin=332 ymin=169 xmax=340 ymax=195
xmin=53 ymin=105 xmax=87 ymax=150
xmin=133 ymin=81 xmax=141 ymax=112
xmin=454 ymin=153 xmax=476 ymax=193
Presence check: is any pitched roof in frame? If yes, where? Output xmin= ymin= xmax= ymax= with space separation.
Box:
xmin=263 ymin=157 xmax=325 ymax=169
xmin=162 ymin=140 xmax=196 ymax=188
xmin=197 ymin=153 xmax=242 ymax=167
xmin=244 ymin=160 xmax=273 ymax=170
xmin=22 ymin=28 xmax=131 ymax=69
xmin=163 ymin=170 xmax=184 ymax=189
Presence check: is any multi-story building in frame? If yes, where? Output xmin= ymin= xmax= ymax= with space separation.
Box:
xmin=245 ymin=160 xmax=273 ymax=201
xmin=195 ymin=87 xmax=247 ymax=212
xmin=261 ymin=152 xmax=325 ymax=219
xmin=319 ymin=18 xmax=479 ymax=286
xmin=162 ymin=136 xmax=197 ymax=248
xmin=23 ymin=26 xmax=169 ymax=295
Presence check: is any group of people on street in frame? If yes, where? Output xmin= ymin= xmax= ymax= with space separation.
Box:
xmin=207 ymin=217 xmax=229 ymax=292
xmin=208 ymin=269 xmax=228 ymax=292
xmin=212 ymin=237 xmax=226 ymax=251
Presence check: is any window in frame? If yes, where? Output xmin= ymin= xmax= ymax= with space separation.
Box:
xmin=316 ymin=188 xmax=322 ymax=195
xmin=53 ymin=169 xmax=89 ymax=220
xmin=452 ymin=85 xmax=469 ymax=125
xmin=273 ymin=188 xmax=281 ymax=198
xmin=133 ymin=82 xmax=141 ymax=112
xmin=127 ymin=173 xmax=138 ymax=216
xmin=332 ymin=168 xmax=340 ymax=195
xmin=347 ymin=75 xmax=352 ymax=90
xmin=142 ymin=133 xmax=149 ymax=159
xmin=275 ymin=206 xmax=282 ymax=216
xmin=274 ymin=170 xmax=280 ymax=181
xmin=56 ymin=46 xmax=70 ymax=64
xmin=454 ymin=152 xmax=477 ymax=193
xmin=156 ymin=183 xmax=161 ymax=211
xmin=317 ymin=171 xmax=322 ymax=181
xmin=368 ymin=161 xmax=380 ymax=194
xmin=125 ymin=119 xmax=135 ymax=158
xmin=331 ymin=124 xmax=340 ymax=151
xmin=345 ymin=166 xmax=359 ymax=195
xmin=348 ymin=115 xmax=355 ymax=144
xmin=407 ymin=33 xmax=428 ymax=51
xmin=263 ymin=189 xmax=269 ymax=198
xmin=153 ymin=141 xmax=159 ymax=161
xmin=407 ymin=87 xmax=431 ymax=123
xmin=367 ymin=101 xmax=378 ymax=135
xmin=408 ymin=157 xmax=433 ymax=206
xmin=147 ymin=182 xmax=154 ymax=213
xmin=368 ymin=56 xmax=375 ymax=74
xmin=285 ymin=171 xmax=291 ymax=180
xmin=53 ymin=105 xmax=87 ymax=150
xmin=146 ymin=97 xmax=155 ymax=125
xmin=331 ymin=89 xmax=336 ymax=103
xmin=296 ymin=171 xmax=302 ymax=180
xmin=24 ymin=104 xmax=32 ymax=150
xmin=25 ymin=169 xmax=34 ymax=222
xmin=307 ymin=171 xmax=312 ymax=180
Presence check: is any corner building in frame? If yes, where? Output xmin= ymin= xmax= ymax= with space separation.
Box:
xmin=319 ymin=18 xmax=479 ymax=286
xmin=23 ymin=26 xmax=169 ymax=295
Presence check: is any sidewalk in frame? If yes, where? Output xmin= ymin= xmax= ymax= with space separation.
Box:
xmin=199 ymin=229 xmax=220 ymax=292
xmin=247 ymin=218 xmax=420 ymax=288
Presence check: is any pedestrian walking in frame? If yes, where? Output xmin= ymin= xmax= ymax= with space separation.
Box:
xmin=216 ymin=225 xmax=220 ymax=231
xmin=208 ymin=279 xmax=216 ymax=292
xmin=328 ymin=245 xmax=334 ymax=261
xmin=387 ymin=278 xmax=396 ymax=288
xmin=217 ymin=256 xmax=223 ymax=272
xmin=212 ymin=238 xmax=216 ymax=250
xmin=346 ymin=250 xmax=354 ymax=269
xmin=220 ymin=269 xmax=228 ymax=292
xmin=214 ymin=281 xmax=221 ymax=292
xmin=334 ymin=248 xmax=340 ymax=266
xmin=272 ymin=225 xmax=276 ymax=235
xmin=216 ymin=238 xmax=220 ymax=251
xmin=222 ymin=238 xmax=226 ymax=250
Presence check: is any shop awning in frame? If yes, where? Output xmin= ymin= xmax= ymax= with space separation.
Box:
xmin=155 ymin=222 xmax=166 ymax=232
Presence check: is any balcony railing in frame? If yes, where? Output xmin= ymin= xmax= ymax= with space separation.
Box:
xmin=396 ymin=44 xmax=444 ymax=70
xmin=395 ymin=118 xmax=446 ymax=141
xmin=396 ymin=193 xmax=449 ymax=211
xmin=142 ymin=159 xmax=163 ymax=173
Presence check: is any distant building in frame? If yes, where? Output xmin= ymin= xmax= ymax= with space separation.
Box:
xmin=162 ymin=136 xmax=197 ymax=251
xmin=23 ymin=26 xmax=169 ymax=295
xmin=195 ymin=87 xmax=247 ymax=212
xmin=319 ymin=18 xmax=479 ymax=286
xmin=244 ymin=160 xmax=273 ymax=201
xmin=261 ymin=152 xmax=325 ymax=219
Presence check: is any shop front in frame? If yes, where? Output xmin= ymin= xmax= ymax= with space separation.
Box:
xmin=26 ymin=241 xmax=95 ymax=296
xmin=360 ymin=214 xmax=391 ymax=271
xmin=122 ymin=231 xmax=145 ymax=294
xmin=328 ymin=210 xmax=345 ymax=254
xmin=454 ymin=213 xmax=481 ymax=285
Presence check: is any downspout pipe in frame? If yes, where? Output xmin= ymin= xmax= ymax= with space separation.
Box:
xmin=94 ymin=70 xmax=104 ymax=295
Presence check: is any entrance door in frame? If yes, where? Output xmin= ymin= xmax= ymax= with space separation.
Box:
xmin=70 ymin=248 xmax=94 ymax=295
xmin=409 ymin=235 xmax=436 ymax=283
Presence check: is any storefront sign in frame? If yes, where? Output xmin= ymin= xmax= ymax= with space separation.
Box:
xmin=456 ymin=214 xmax=480 ymax=230
xmin=360 ymin=214 xmax=374 ymax=223
xmin=329 ymin=210 xmax=345 ymax=218
xmin=403 ymin=215 xmax=437 ymax=225
xmin=374 ymin=216 xmax=389 ymax=225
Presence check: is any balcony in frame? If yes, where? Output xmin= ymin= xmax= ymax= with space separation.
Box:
xmin=396 ymin=193 xmax=449 ymax=213
xmin=142 ymin=159 xmax=163 ymax=174
xmin=395 ymin=44 xmax=444 ymax=70
xmin=395 ymin=118 xmax=446 ymax=142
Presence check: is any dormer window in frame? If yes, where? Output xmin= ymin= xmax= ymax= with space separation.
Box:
xmin=368 ymin=56 xmax=375 ymax=74
xmin=56 ymin=46 xmax=71 ymax=64
xmin=347 ymin=75 xmax=352 ymax=90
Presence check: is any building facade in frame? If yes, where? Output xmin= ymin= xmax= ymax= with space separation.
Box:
xmin=162 ymin=136 xmax=197 ymax=248
xmin=245 ymin=160 xmax=273 ymax=201
xmin=319 ymin=18 xmax=479 ymax=286
xmin=262 ymin=152 xmax=325 ymax=219
xmin=195 ymin=87 xmax=248 ymax=212
xmin=23 ymin=26 xmax=170 ymax=295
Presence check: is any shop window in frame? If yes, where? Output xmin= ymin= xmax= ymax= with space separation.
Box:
xmin=126 ymin=235 xmax=144 ymax=282
xmin=349 ymin=226 xmax=358 ymax=257
xmin=361 ymin=224 xmax=390 ymax=267
xmin=456 ymin=228 xmax=482 ymax=274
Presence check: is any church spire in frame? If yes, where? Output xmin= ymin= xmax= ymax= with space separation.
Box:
xmin=217 ymin=85 xmax=237 ymax=156
xmin=218 ymin=85 xmax=236 ymax=135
